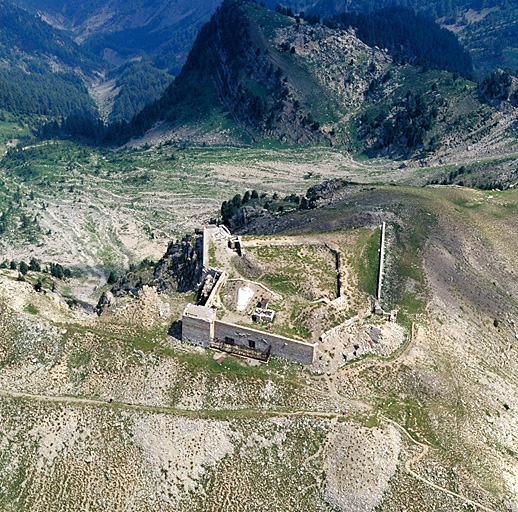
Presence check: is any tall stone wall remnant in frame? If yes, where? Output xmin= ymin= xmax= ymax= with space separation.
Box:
xmin=214 ymin=321 xmax=317 ymax=365
xmin=377 ymin=222 xmax=386 ymax=301
xmin=182 ymin=304 xmax=216 ymax=347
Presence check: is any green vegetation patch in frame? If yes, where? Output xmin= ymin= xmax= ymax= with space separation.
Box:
xmin=68 ymin=350 xmax=92 ymax=384
xmin=23 ymin=304 xmax=38 ymax=315
xmin=357 ymin=227 xmax=381 ymax=297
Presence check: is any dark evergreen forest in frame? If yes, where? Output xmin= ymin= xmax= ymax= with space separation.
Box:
xmin=108 ymin=62 xmax=173 ymax=123
xmin=41 ymin=0 xmax=253 ymax=145
xmin=0 ymin=1 xmax=98 ymax=117
xmin=325 ymin=7 xmax=473 ymax=78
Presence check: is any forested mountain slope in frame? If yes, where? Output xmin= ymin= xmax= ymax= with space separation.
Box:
xmin=5 ymin=0 xmax=516 ymax=125
xmin=11 ymin=0 xmax=222 ymax=75
xmin=324 ymin=7 xmax=473 ymax=78
xmin=276 ymin=0 xmax=518 ymax=76
xmin=104 ymin=61 xmax=173 ymax=123
xmin=0 ymin=0 xmax=98 ymax=117
xmin=6 ymin=0 xmax=221 ymax=121
xmin=49 ymin=0 xmax=509 ymax=159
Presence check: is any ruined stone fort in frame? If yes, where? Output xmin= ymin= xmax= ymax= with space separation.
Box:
xmin=181 ymin=223 xmax=390 ymax=365
xmin=181 ymin=225 xmax=319 ymax=364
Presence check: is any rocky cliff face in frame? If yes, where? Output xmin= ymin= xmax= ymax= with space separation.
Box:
xmin=153 ymin=234 xmax=204 ymax=293
xmin=96 ymin=233 xmax=203 ymax=314
xmin=132 ymin=0 xmax=393 ymax=146
xmin=229 ymin=205 xmax=275 ymax=234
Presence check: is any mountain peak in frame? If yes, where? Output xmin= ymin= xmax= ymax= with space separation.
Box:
xmin=134 ymin=0 xmax=394 ymax=146
xmin=39 ymin=0 xmax=514 ymax=159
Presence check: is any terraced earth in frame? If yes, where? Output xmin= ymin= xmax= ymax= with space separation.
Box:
xmin=2 ymin=136 xmax=518 ymax=304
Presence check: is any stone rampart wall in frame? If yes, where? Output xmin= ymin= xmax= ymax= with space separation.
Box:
xmin=205 ymin=271 xmax=227 ymax=307
xmin=202 ymin=225 xmax=218 ymax=270
xmin=214 ymin=321 xmax=317 ymax=364
xmin=377 ymin=222 xmax=386 ymax=300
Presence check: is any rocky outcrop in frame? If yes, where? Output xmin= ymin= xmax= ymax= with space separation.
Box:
xmin=229 ymin=205 xmax=275 ymax=234
xmin=95 ymin=233 xmax=203 ymax=314
xmin=306 ymin=179 xmax=348 ymax=201
xmin=95 ymin=290 xmax=115 ymax=315
xmin=299 ymin=179 xmax=350 ymax=209
xmin=153 ymin=234 xmax=204 ymax=293
xmin=226 ymin=180 xmax=363 ymax=235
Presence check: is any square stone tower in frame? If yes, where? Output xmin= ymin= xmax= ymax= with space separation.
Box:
xmin=182 ymin=304 xmax=216 ymax=347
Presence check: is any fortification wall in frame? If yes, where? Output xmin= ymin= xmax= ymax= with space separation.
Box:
xmin=202 ymin=225 xmax=218 ymax=270
xmin=205 ymin=271 xmax=227 ymax=307
xmin=377 ymin=222 xmax=386 ymax=300
xmin=183 ymin=225 xmax=319 ymax=364
xmin=214 ymin=321 xmax=317 ymax=364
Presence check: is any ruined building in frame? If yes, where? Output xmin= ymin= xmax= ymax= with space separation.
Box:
xmin=181 ymin=225 xmax=318 ymax=364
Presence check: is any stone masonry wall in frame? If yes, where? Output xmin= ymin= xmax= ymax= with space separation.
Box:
xmin=214 ymin=321 xmax=317 ymax=364
xmin=182 ymin=315 xmax=213 ymax=347
xmin=377 ymin=222 xmax=386 ymax=301
xmin=205 ymin=271 xmax=227 ymax=307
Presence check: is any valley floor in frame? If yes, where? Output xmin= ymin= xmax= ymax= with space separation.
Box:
xmin=1 ymin=139 xmax=518 ymax=306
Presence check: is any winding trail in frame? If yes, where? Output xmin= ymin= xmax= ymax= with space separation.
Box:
xmin=384 ymin=417 xmax=497 ymax=512
xmin=314 ymin=321 xmax=498 ymax=512
xmin=0 ymin=315 xmax=500 ymax=512
xmin=0 ymin=388 xmax=336 ymax=420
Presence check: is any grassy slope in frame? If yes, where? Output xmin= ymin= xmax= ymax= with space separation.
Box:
xmin=269 ymin=184 xmax=518 ymax=509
